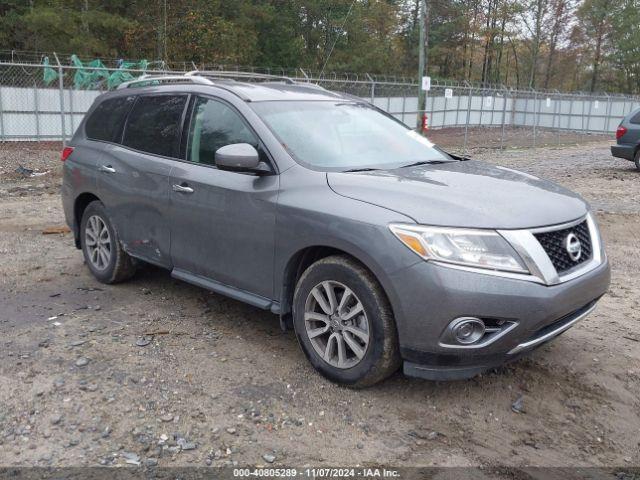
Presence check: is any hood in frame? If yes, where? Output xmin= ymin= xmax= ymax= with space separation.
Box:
xmin=327 ymin=160 xmax=588 ymax=229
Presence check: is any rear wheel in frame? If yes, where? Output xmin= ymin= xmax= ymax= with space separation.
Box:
xmin=80 ymin=201 xmax=136 ymax=284
xmin=634 ymin=149 xmax=640 ymax=171
xmin=293 ymin=255 xmax=400 ymax=387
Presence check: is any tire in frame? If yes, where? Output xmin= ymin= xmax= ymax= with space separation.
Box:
xmin=80 ymin=200 xmax=136 ymax=284
xmin=635 ymin=150 xmax=640 ymax=171
xmin=292 ymin=255 xmax=401 ymax=387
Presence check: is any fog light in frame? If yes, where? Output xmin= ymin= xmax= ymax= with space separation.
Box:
xmin=452 ymin=318 xmax=486 ymax=344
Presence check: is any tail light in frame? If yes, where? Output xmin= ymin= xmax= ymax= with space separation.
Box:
xmin=61 ymin=146 xmax=74 ymax=161
xmin=616 ymin=125 xmax=627 ymax=140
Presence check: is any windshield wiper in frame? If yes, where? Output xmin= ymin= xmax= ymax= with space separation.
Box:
xmin=398 ymin=160 xmax=453 ymax=168
xmin=342 ymin=167 xmax=381 ymax=173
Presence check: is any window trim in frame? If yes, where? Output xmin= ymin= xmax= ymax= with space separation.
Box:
xmin=179 ymin=95 xmax=196 ymax=160
xmin=119 ymin=92 xmax=191 ymax=160
xmin=180 ymin=94 xmax=278 ymax=174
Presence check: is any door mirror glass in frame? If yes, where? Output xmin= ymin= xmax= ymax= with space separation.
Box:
xmin=215 ymin=143 xmax=261 ymax=172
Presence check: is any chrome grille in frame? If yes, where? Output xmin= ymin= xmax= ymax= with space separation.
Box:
xmin=534 ymin=220 xmax=592 ymax=273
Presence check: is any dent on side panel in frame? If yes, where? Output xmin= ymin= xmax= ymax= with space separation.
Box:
xmin=96 ymin=144 xmax=174 ymax=268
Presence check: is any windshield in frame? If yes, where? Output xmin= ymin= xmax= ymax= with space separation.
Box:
xmin=250 ymin=101 xmax=453 ymax=171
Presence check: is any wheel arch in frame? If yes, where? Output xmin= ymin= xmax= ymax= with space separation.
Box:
xmin=73 ymin=192 xmax=101 ymax=248
xmin=278 ymin=244 xmax=397 ymax=330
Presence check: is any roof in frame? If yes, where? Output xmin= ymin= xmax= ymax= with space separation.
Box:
xmin=115 ymin=72 xmax=353 ymax=102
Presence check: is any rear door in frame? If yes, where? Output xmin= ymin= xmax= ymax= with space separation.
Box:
xmin=168 ymin=95 xmax=278 ymax=299
xmin=97 ymin=93 xmax=188 ymax=267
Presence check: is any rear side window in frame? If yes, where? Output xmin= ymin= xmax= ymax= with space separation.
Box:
xmin=123 ymin=95 xmax=188 ymax=157
xmin=85 ymin=96 xmax=134 ymax=142
xmin=630 ymin=110 xmax=640 ymax=124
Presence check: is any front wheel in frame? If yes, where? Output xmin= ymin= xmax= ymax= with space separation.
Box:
xmin=293 ymin=255 xmax=401 ymax=387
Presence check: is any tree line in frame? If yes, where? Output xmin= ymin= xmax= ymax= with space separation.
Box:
xmin=1 ymin=0 xmax=639 ymax=93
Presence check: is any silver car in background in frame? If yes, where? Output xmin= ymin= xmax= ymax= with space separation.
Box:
xmin=61 ymin=73 xmax=610 ymax=387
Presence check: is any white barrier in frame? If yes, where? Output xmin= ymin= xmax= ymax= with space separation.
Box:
xmin=1 ymin=85 xmax=639 ymax=141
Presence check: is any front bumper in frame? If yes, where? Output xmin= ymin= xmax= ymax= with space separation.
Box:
xmin=403 ymin=300 xmax=599 ymax=380
xmin=385 ymin=257 xmax=611 ymax=381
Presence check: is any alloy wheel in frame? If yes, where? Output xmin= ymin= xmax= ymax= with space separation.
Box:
xmin=85 ymin=215 xmax=112 ymax=271
xmin=304 ymin=281 xmax=370 ymax=369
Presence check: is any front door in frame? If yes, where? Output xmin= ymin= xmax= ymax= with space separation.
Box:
xmin=168 ymin=96 xmax=278 ymax=299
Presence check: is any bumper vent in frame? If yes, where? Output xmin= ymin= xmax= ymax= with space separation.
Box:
xmin=534 ymin=220 xmax=592 ymax=273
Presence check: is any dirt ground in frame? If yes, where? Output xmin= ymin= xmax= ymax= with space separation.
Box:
xmin=427 ymin=126 xmax=611 ymax=153
xmin=0 ymin=137 xmax=638 ymax=471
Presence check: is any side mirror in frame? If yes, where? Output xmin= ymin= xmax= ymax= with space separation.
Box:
xmin=215 ymin=143 xmax=269 ymax=174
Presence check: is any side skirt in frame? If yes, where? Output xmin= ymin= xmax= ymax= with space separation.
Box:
xmin=171 ymin=268 xmax=280 ymax=314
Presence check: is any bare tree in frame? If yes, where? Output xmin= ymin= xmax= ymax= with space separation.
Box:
xmin=575 ymin=0 xmax=613 ymax=92
xmin=543 ymin=0 xmax=574 ymax=88
xmin=520 ymin=0 xmax=550 ymax=88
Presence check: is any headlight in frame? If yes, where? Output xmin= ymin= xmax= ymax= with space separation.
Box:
xmin=389 ymin=224 xmax=529 ymax=273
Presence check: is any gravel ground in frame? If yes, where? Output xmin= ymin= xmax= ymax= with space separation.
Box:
xmin=0 ymin=139 xmax=638 ymax=471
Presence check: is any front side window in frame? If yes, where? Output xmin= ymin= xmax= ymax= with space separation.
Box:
xmin=122 ymin=95 xmax=188 ymax=157
xmin=251 ymin=101 xmax=452 ymax=171
xmin=187 ymin=97 xmax=259 ymax=166
xmin=85 ymin=96 xmax=135 ymax=142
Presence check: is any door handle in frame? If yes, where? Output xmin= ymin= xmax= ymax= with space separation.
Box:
xmin=172 ymin=184 xmax=194 ymax=194
xmin=98 ymin=165 xmax=116 ymax=173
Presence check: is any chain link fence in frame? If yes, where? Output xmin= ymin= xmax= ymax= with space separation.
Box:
xmin=1 ymin=58 xmax=639 ymax=155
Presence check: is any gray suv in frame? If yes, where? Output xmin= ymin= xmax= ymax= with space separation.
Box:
xmin=61 ymin=72 xmax=611 ymax=387
xmin=612 ymin=107 xmax=640 ymax=170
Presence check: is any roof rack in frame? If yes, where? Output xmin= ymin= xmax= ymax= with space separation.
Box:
xmin=187 ymin=71 xmax=329 ymax=91
xmin=115 ymin=71 xmax=328 ymax=93
xmin=116 ymin=74 xmax=215 ymax=90
xmin=185 ymin=70 xmax=296 ymax=84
